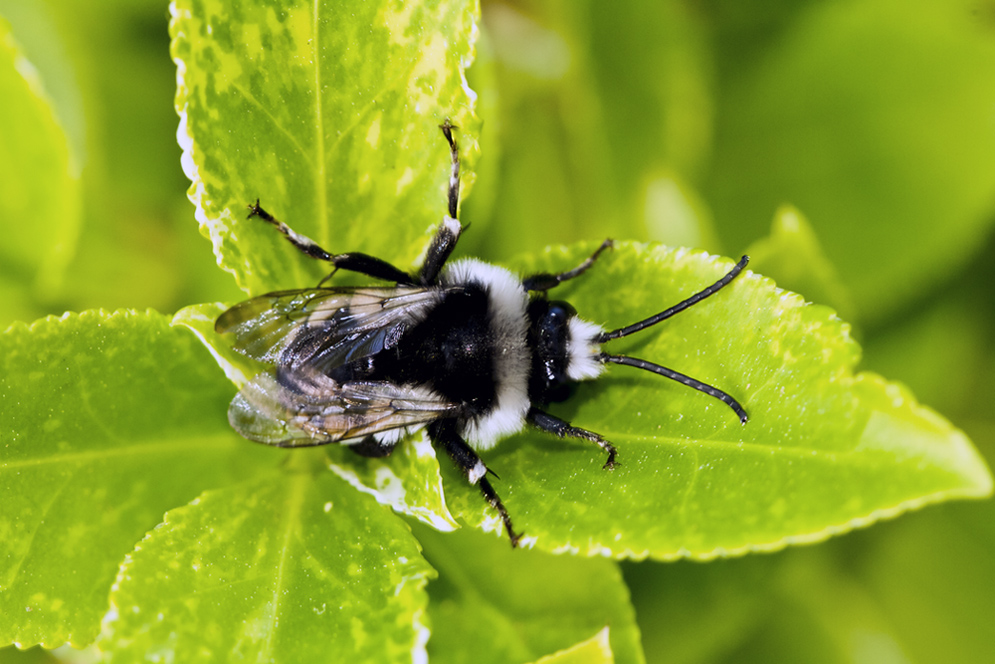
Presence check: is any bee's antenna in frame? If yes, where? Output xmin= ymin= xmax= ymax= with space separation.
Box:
xmin=597 ymin=256 xmax=749 ymax=342
xmin=600 ymin=354 xmax=748 ymax=423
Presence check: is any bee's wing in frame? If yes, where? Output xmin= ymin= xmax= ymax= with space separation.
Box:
xmin=228 ymin=367 xmax=459 ymax=446
xmin=215 ymin=286 xmax=446 ymax=369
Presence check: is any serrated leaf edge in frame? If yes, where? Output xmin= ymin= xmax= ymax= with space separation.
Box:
xmin=97 ymin=478 xmax=438 ymax=661
xmin=2 ymin=308 xmax=167 ymax=337
xmin=169 ymin=1 xmax=245 ymax=294
xmin=540 ymin=403 xmax=991 ymax=562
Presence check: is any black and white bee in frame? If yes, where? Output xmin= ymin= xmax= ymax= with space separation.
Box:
xmin=216 ymin=122 xmax=748 ymax=547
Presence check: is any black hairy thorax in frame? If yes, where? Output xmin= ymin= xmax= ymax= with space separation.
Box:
xmin=325 ymin=284 xmax=499 ymax=417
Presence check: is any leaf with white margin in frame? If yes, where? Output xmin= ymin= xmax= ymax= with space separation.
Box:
xmin=172 ymin=302 xmax=264 ymax=387
xmin=170 ymin=0 xmax=481 ymax=295
xmin=0 ymin=310 xmax=272 ymax=648
xmin=439 ymin=242 xmax=992 ymax=558
xmin=98 ymin=466 xmax=435 ymax=664
xmin=327 ymin=433 xmax=459 ymax=532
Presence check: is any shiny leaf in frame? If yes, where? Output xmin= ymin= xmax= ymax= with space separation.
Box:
xmin=170 ymin=0 xmax=481 ymax=295
xmin=442 ymin=243 xmax=992 ymax=557
xmin=98 ymin=468 xmax=434 ymax=664
xmin=0 ymin=310 xmax=273 ymax=648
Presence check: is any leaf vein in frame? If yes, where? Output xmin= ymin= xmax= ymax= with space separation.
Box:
xmin=232 ymin=81 xmax=313 ymax=170
xmin=0 ymin=437 xmax=236 ymax=471
xmin=603 ymin=430 xmax=853 ymax=458
xmin=259 ymin=477 xmax=306 ymax=661
xmin=675 ymin=446 xmax=700 ymax=526
xmin=312 ymin=0 xmax=329 ymax=249
xmin=2 ymin=474 xmax=73 ymax=590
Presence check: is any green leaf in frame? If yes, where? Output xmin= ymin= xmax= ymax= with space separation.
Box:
xmin=531 ymin=629 xmax=613 ymax=664
xmin=0 ymin=15 xmax=80 ymax=299
xmin=170 ymin=0 xmax=481 ymax=295
xmin=582 ymin=0 xmax=714 ymax=183
xmin=745 ymin=205 xmax=855 ymax=322
xmin=442 ymin=243 xmax=992 ymax=557
xmin=327 ymin=436 xmax=460 ymax=533
xmin=0 ymin=310 xmax=273 ymax=648
xmin=0 ymin=644 xmax=55 ymax=663
xmin=98 ymin=466 xmax=434 ymax=664
xmin=622 ymin=555 xmax=775 ymax=664
xmin=416 ymin=524 xmax=642 ymax=664
xmin=0 ymin=2 xmax=87 ymax=168
xmin=705 ymin=0 xmax=995 ymax=323
xmin=1 ymin=2 xmax=239 ymax=318
xmin=862 ymin=292 xmax=989 ymax=422
xmin=625 ymin=484 xmax=995 ymax=664
xmin=172 ymin=302 xmax=266 ymax=388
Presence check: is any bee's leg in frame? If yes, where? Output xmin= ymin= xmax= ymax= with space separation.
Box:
xmin=522 ymin=239 xmax=614 ymax=292
xmin=322 ymin=253 xmax=414 ymax=286
xmin=418 ymin=120 xmax=464 ymax=285
xmin=428 ymin=419 xmax=522 ymax=547
xmin=439 ymin=119 xmax=461 ymax=220
xmin=247 ymin=200 xmax=415 ymax=284
xmin=527 ymin=407 xmax=618 ymax=470
xmin=347 ymin=435 xmax=397 ymax=458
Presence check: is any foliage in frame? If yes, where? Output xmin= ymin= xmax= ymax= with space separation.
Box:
xmin=1 ymin=0 xmax=994 ymax=662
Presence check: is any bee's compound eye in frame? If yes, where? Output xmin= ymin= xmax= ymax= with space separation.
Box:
xmin=546 ymin=301 xmax=577 ymax=323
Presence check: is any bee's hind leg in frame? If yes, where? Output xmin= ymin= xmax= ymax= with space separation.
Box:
xmin=347 ymin=435 xmax=397 ymax=458
xmin=428 ymin=419 xmax=522 ymax=547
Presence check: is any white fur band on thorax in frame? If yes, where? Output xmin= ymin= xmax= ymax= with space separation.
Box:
xmin=441 ymin=259 xmax=532 ymax=450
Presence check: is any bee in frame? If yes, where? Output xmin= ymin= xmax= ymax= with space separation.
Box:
xmin=216 ymin=121 xmax=748 ymax=547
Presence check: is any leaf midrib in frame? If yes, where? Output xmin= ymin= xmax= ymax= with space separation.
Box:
xmin=533 ymin=429 xmax=853 ymax=458
xmin=0 ymin=435 xmax=237 ymax=471
xmin=259 ymin=476 xmax=306 ymax=662
xmin=312 ymin=0 xmax=329 ymax=249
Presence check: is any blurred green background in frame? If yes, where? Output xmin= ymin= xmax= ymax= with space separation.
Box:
xmin=1 ymin=0 xmax=993 ymax=662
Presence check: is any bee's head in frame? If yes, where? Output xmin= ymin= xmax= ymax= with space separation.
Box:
xmin=526 ymin=299 xmax=605 ymax=404
xmin=523 ymin=255 xmax=752 ymax=422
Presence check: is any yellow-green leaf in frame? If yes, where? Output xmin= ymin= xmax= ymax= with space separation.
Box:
xmin=441 ymin=244 xmax=992 ymax=558
xmin=0 ymin=310 xmax=273 ymax=648
xmin=98 ymin=469 xmax=434 ymax=664
xmin=170 ymin=0 xmax=481 ymax=295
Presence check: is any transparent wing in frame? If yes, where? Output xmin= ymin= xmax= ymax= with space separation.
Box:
xmin=215 ymin=286 xmax=446 ymax=370
xmin=228 ymin=367 xmax=460 ymax=447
